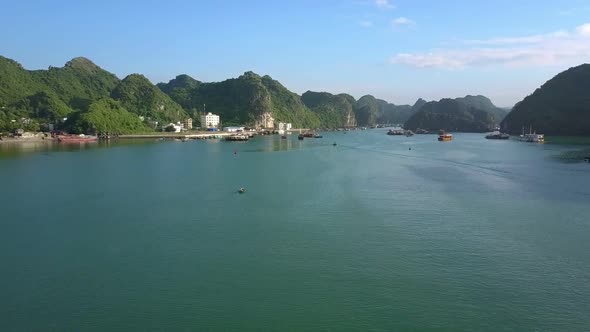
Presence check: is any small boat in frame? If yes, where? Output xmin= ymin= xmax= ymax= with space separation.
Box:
xmin=387 ymin=129 xmax=404 ymax=136
xmin=57 ymin=134 xmax=98 ymax=143
xmin=583 ymin=156 xmax=589 ymax=163
xmin=332 ymin=142 xmax=337 ymax=146
xmin=415 ymin=128 xmax=429 ymax=134
xmin=238 ymin=187 xmax=246 ymax=194
xmin=303 ymin=132 xmax=314 ymax=138
xmin=281 ymin=135 xmax=287 ymax=139
xmin=438 ymin=130 xmax=453 ymax=142
xmin=405 ymin=130 xmax=414 ymax=137
xmin=485 ymin=130 xmax=510 ymax=139
xmin=298 ymin=134 xmax=304 ymax=140
xmin=313 ymin=134 xmax=323 ymax=138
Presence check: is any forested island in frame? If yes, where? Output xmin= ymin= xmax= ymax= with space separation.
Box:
xmin=1 ymin=55 xmax=588 ymax=135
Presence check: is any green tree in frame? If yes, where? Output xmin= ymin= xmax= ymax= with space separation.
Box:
xmin=65 ymin=98 xmax=149 ymax=134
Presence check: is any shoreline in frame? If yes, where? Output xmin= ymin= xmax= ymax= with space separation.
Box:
xmin=0 ymin=137 xmax=56 ymax=144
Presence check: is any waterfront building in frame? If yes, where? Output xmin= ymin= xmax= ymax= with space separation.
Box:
xmin=278 ymin=122 xmax=292 ymax=131
xmin=165 ymin=123 xmax=182 ymax=133
xmin=200 ymin=112 xmax=220 ymax=129
xmin=183 ymin=118 xmax=193 ymax=130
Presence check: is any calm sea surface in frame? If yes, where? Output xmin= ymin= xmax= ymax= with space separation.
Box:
xmin=1 ymin=131 xmax=590 ymax=331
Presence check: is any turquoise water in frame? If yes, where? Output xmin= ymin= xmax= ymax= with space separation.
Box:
xmin=1 ymin=131 xmax=589 ymax=331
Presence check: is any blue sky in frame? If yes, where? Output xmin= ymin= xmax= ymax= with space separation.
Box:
xmin=1 ymin=0 xmax=590 ymax=106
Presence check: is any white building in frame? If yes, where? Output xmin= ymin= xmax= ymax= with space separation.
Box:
xmin=224 ymin=126 xmax=245 ymax=133
xmin=200 ymin=112 xmax=220 ymax=129
xmin=278 ymin=122 xmax=292 ymax=131
xmin=165 ymin=123 xmax=182 ymax=133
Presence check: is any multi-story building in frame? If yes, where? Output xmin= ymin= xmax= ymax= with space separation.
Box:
xmin=200 ymin=112 xmax=220 ymax=129
xmin=278 ymin=122 xmax=292 ymax=131
xmin=183 ymin=118 xmax=193 ymax=130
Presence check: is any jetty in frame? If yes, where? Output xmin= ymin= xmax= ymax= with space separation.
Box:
xmin=118 ymin=132 xmax=233 ymax=140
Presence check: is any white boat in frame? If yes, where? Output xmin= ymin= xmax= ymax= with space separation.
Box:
xmin=519 ymin=125 xmax=544 ymax=143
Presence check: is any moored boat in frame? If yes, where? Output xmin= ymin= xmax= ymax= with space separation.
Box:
xmin=298 ymin=134 xmax=304 ymax=140
xmin=415 ymin=128 xmax=429 ymax=134
xmin=387 ymin=129 xmax=404 ymax=136
xmin=485 ymin=130 xmax=510 ymax=139
xmin=57 ymin=134 xmax=98 ymax=143
xmin=438 ymin=130 xmax=453 ymax=142
xmin=518 ymin=125 xmax=544 ymax=143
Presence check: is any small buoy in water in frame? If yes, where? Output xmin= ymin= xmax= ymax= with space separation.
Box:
xmin=409 ymin=147 xmax=412 ymax=150
xmin=238 ymin=187 xmax=246 ymax=194
xmin=333 ymin=143 xmax=337 ymax=146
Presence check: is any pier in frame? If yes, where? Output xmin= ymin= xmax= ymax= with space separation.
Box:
xmin=118 ymin=132 xmax=233 ymax=140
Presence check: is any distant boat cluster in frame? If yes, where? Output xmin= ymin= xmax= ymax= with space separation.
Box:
xmin=384 ymin=125 xmax=546 ymax=144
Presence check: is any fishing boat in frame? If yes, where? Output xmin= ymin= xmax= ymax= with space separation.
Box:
xmin=485 ymin=130 xmax=510 ymax=139
xmin=387 ymin=129 xmax=404 ymax=136
xmin=438 ymin=130 xmax=453 ymax=142
xmin=519 ymin=125 xmax=544 ymax=143
xmin=57 ymin=134 xmax=98 ymax=143
xmin=303 ymin=132 xmax=314 ymax=138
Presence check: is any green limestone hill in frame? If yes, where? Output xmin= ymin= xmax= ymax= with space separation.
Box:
xmin=412 ymin=98 xmax=427 ymax=112
xmin=0 ymin=56 xmax=48 ymax=106
xmin=404 ymin=98 xmax=495 ymax=132
xmin=30 ymin=57 xmax=120 ymax=110
xmin=455 ymin=95 xmax=507 ymax=124
xmin=0 ymin=56 xmax=122 ymax=131
xmin=156 ymin=74 xmax=201 ymax=111
xmin=111 ymin=74 xmax=188 ymax=123
xmin=354 ymin=95 xmax=417 ymax=126
xmin=301 ymin=91 xmax=357 ymax=128
xmin=64 ymin=98 xmax=148 ymax=134
xmin=501 ymin=64 xmax=590 ymax=135
xmin=355 ymin=95 xmax=381 ymax=126
xmin=158 ymin=72 xmax=320 ymax=128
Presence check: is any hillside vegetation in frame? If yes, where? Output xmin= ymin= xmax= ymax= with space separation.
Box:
xmin=501 ymin=64 xmax=590 ymax=135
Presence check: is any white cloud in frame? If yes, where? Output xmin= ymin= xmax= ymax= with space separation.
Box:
xmin=392 ymin=17 xmax=415 ymax=26
xmin=358 ymin=20 xmax=374 ymax=28
xmin=390 ymin=23 xmax=590 ymax=69
xmin=577 ymin=23 xmax=590 ymax=36
xmin=375 ymin=0 xmax=395 ymax=10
